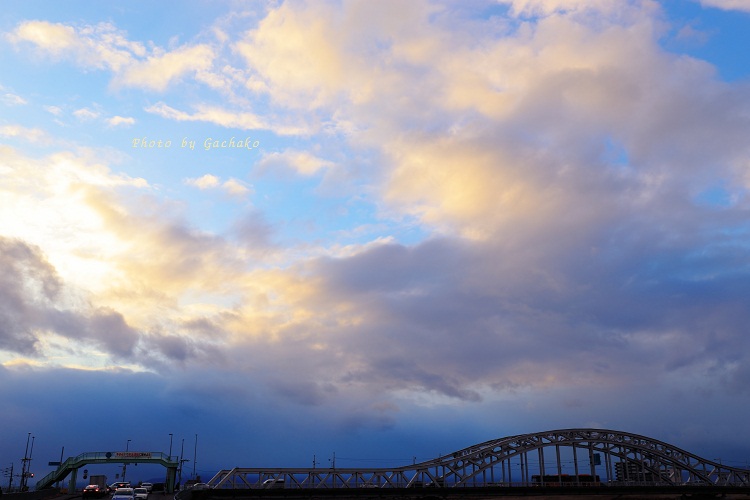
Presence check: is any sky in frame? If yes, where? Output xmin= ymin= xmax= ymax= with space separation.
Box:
xmin=2 ymin=0 xmax=750 ymax=486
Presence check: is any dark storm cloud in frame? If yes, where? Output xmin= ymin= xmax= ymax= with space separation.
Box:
xmin=268 ymin=378 xmax=337 ymax=406
xmin=338 ymin=403 xmax=398 ymax=432
xmin=0 ymin=236 xmax=62 ymax=354
xmin=306 ymin=221 xmax=750 ymax=400
xmin=317 ymin=238 xmax=467 ymax=294
xmin=88 ymin=308 xmax=140 ymax=356
xmin=148 ymin=332 xmax=196 ymax=362
xmin=0 ymin=236 xmax=140 ymax=358
xmin=141 ymin=327 xmax=227 ymax=367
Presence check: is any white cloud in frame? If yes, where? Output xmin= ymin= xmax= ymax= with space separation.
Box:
xmin=73 ymin=107 xmax=100 ymax=121
xmin=106 ymin=116 xmax=136 ymax=128
xmin=2 ymin=93 xmax=27 ymax=106
xmin=7 ymin=20 xmax=79 ymax=55
xmin=146 ymin=101 xmax=262 ymax=128
xmin=8 ymin=20 xmax=217 ymax=92
xmin=144 ymin=101 xmax=311 ymax=135
xmin=697 ymin=0 xmax=750 ymax=13
xmin=45 ymin=105 xmax=63 ymax=116
xmin=497 ymin=0 xmax=623 ymax=16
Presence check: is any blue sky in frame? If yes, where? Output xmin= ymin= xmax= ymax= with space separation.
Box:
xmin=2 ymin=0 xmax=750 ymax=486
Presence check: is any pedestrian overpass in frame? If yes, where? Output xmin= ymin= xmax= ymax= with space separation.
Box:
xmin=35 ymin=451 xmax=179 ymax=493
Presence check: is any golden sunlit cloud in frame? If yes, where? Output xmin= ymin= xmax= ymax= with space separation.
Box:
xmin=185 ymin=174 xmax=221 ymax=189
xmin=116 ymin=44 xmax=215 ymax=91
xmin=8 ymin=20 xmax=141 ymax=71
xmin=0 ymin=125 xmax=51 ymax=144
xmin=257 ymin=150 xmax=334 ymax=176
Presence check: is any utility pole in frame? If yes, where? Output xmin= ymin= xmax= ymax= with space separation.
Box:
xmin=20 ymin=433 xmax=31 ymax=491
xmin=6 ymin=463 xmax=14 ymax=491
xmin=192 ymin=434 xmax=197 ymax=480
xmin=28 ymin=436 xmax=35 ymax=486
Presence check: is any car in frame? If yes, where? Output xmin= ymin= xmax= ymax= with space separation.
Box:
xmin=112 ymin=488 xmax=135 ymax=500
xmin=190 ymin=483 xmax=211 ymax=490
xmin=110 ymin=482 xmax=131 ymax=492
xmin=141 ymin=483 xmax=153 ymax=493
xmin=133 ymin=487 xmax=149 ymax=500
xmin=82 ymin=485 xmax=107 ymax=498
xmin=261 ymin=478 xmax=284 ymax=489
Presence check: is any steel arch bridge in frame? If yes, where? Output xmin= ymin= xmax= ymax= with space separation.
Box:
xmin=207 ymin=428 xmax=749 ymax=490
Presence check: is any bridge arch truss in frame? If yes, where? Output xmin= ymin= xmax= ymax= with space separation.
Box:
xmin=207 ymin=429 xmax=749 ymax=490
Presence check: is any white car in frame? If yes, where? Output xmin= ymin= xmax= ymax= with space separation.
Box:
xmin=133 ymin=487 xmax=149 ymax=500
xmin=141 ymin=483 xmax=153 ymax=493
xmin=262 ymin=478 xmax=284 ymax=489
xmin=112 ymin=488 xmax=135 ymax=500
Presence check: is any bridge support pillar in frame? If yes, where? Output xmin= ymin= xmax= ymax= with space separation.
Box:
xmin=68 ymin=468 xmax=78 ymax=493
xmin=166 ymin=466 xmax=177 ymax=493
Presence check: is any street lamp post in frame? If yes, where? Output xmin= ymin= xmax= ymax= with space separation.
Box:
xmin=123 ymin=440 xmax=131 ymax=481
xmin=178 ymin=438 xmax=186 ymax=489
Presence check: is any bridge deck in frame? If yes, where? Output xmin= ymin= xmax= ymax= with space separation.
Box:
xmin=185 ymin=486 xmax=750 ymax=500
